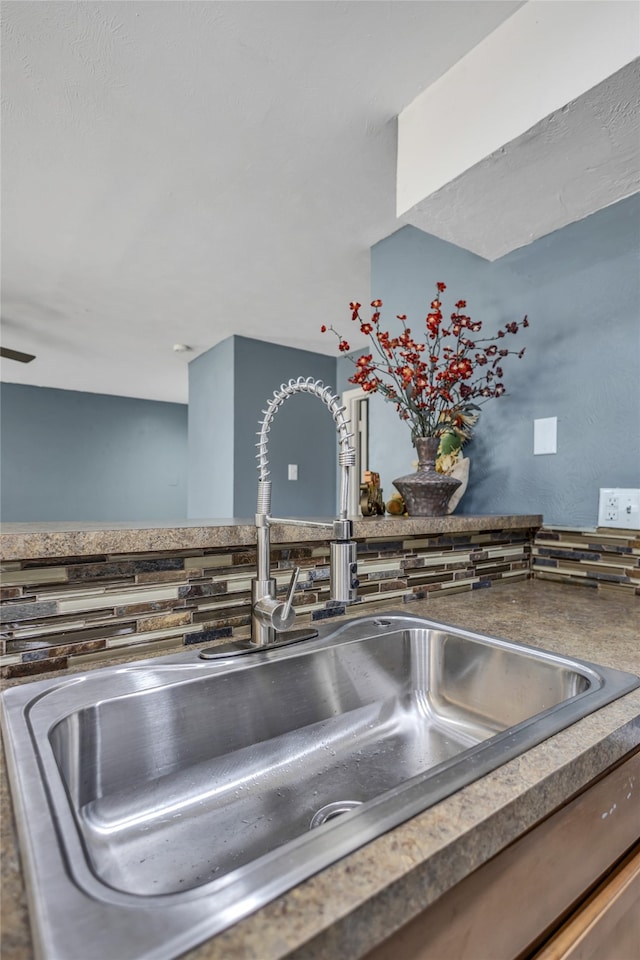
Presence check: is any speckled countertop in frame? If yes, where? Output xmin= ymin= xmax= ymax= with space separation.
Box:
xmin=0 ymin=514 xmax=542 ymax=561
xmin=1 ymin=579 xmax=638 ymax=960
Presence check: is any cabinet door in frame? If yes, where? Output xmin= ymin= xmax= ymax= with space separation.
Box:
xmin=533 ymin=844 xmax=640 ymax=960
xmin=363 ymin=751 xmax=640 ymax=960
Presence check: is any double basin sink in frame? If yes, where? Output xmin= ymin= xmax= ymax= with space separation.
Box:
xmin=2 ymin=612 xmax=638 ymax=959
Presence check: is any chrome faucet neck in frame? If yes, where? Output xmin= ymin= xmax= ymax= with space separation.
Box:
xmin=200 ymin=378 xmax=359 ymax=660
xmin=252 ymin=378 xmax=358 ymax=648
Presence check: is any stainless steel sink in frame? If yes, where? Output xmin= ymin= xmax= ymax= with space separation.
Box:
xmin=3 ymin=612 xmax=638 ymax=960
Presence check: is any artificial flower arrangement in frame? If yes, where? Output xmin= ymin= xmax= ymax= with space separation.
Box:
xmin=323 ymin=282 xmax=530 ymax=474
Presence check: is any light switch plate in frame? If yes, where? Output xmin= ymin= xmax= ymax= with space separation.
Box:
xmin=534 ymin=417 xmax=557 ymax=455
xmin=287 ymin=464 xmax=298 ymax=481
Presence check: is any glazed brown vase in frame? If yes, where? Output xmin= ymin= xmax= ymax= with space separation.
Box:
xmin=392 ymin=437 xmax=462 ymax=517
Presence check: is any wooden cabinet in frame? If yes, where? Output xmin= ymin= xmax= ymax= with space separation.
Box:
xmin=363 ymin=750 xmax=640 ymax=960
xmin=533 ymin=844 xmax=640 ymax=960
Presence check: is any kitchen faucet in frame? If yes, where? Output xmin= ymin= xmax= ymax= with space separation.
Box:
xmin=200 ymin=378 xmax=358 ymax=658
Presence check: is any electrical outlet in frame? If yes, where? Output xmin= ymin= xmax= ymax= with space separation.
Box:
xmin=598 ymin=488 xmax=640 ymax=529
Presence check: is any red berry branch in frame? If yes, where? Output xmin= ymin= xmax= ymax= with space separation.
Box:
xmin=322 ymin=282 xmax=530 ymax=445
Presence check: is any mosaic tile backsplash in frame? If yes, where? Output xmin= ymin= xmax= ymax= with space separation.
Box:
xmin=1 ymin=528 xmax=534 ymax=678
xmin=533 ymin=527 xmax=640 ymax=594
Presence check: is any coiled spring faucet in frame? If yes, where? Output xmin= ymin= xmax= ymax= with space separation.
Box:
xmin=200 ymin=378 xmax=358 ymax=659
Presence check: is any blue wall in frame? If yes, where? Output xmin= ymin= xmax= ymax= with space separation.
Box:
xmin=6 ymin=196 xmax=636 ymax=527
xmin=0 ymin=383 xmax=188 ymax=521
xmin=232 ymin=337 xmax=338 ymax=518
xmin=188 ymin=336 xmax=235 ymax=518
xmin=346 ymin=195 xmax=640 ymax=526
xmin=188 ymin=336 xmax=338 ymax=518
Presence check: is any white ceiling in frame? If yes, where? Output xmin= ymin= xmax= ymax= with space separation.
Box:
xmin=2 ymin=1 xmax=637 ymax=406
xmin=1 ymin=0 xmax=524 ymax=403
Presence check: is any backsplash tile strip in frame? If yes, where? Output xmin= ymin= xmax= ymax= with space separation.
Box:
xmin=0 ymin=601 xmax=59 ymax=623
xmin=4 ymin=656 xmax=68 ymax=678
xmin=0 ymin=526 xmax=541 ymax=677
xmin=0 ymin=567 xmax=69 ymax=586
xmin=184 ymin=626 xmax=233 ymax=645
xmin=0 ymin=587 xmax=22 ymax=600
xmin=532 ymin=527 xmax=640 ymax=594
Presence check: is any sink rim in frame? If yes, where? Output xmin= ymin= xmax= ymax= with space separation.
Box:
xmin=3 ymin=611 xmax=639 ymax=960
xmin=9 ymin=612 xmax=608 ymax=725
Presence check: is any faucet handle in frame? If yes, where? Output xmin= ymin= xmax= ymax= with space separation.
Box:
xmin=282 ymin=566 xmax=300 ymax=621
xmin=254 ymin=567 xmax=299 ymax=633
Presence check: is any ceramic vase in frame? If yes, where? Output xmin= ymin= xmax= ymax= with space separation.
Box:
xmin=392 ymin=436 xmax=462 ymax=517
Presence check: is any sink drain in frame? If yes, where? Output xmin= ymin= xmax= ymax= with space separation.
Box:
xmin=309 ymin=800 xmax=363 ymax=829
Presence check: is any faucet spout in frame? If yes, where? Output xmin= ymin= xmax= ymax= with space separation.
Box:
xmin=251 ymin=377 xmax=358 ymax=648
xmin=200 ymin=378 xmax=358 ymax=660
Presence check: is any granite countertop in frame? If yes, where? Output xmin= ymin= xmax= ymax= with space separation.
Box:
xmin=2 ymin=579 xmax=638 ymax=960
xmin=0 ymin=514 xmax=542 ymax=561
